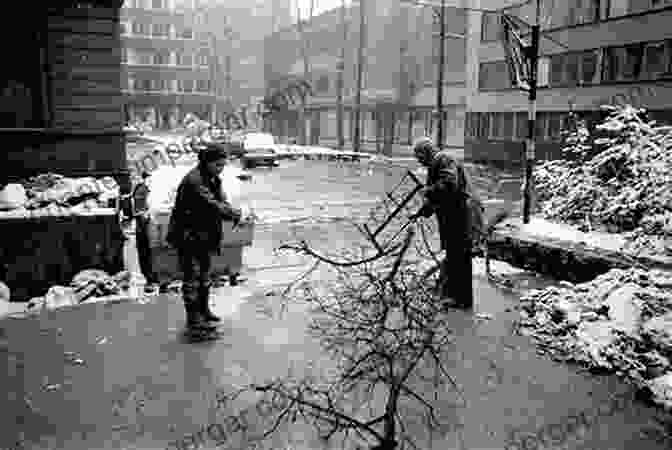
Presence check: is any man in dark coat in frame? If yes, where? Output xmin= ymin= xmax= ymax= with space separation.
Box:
xmin=166 ymin=144 xmax=242 ymax=330
xmin=132 ymin=172 xmax=158 ymax=291
xmin=411 ymin=137 xmax=482 ymax=309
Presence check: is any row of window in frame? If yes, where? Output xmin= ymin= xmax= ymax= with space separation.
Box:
xmin=124 ymin=0 xmax=197 ymax=11
xmin=121 ymin=21 xmax=194 ymax=40
xmin=482 ymin=0 xmax=672 ymax=41
xmin=122 ymin=48 xmax=209 ymax=67
xmin=479 ymin=38 xmax=672 ymax=90
xmin=465 ymin=111 xmax=574 ymax=142
xmin=128 ymin=78 xmax=212 ymax=93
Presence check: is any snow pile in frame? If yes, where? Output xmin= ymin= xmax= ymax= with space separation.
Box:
xmin=516 ymin=267 xmax=672 ymax=409
xmin=534 ymin=105 xmax=672 ymax=257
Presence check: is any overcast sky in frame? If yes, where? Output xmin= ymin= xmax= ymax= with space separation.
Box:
xmin=293 ymin=0 xmax=352 ymax=20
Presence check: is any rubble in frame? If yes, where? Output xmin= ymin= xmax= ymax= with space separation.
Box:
xmin=24 ymin=270 xmax=133 ymax=312
xmin=515 ymin=267 xmax=672 ymax=409
xmin=534 ymin=105 xmax=672 ymax=259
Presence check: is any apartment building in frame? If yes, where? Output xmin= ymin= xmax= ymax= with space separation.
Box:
xmin=465 ymin=0 xmax=672 ymax=166
xmin=120 ymin=0 xmax=227 ymax=128
xmin=263 ymin=0 xmax=468 ymax=155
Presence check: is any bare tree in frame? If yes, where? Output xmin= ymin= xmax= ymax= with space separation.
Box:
xmin=218 ymin=173 xmax=470 ymax=450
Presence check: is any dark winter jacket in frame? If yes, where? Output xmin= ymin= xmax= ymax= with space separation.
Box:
xmin=166 ymin=165 xmax=241 ymax=253
xmin=418 ymin=151 xmax=483 ymax=250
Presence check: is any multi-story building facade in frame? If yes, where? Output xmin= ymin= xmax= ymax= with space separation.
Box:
xmin=264 ymin=0 xmax=468 ymax=156
xmin=465 ymin=0 xmax=672 ymax=166
xmin=120 ymin=0 xmax=228 ymax=129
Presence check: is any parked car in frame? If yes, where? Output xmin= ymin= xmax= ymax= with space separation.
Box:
xmin=240 ymin=133 xmax=279 ymax=168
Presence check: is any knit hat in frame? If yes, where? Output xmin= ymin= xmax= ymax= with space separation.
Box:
xmin=198 ymin=142 xmax=229 ymax=163
xmin=412 ymin=136 xmax=435 ymax=155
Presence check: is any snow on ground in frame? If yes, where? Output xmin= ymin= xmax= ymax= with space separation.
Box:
xmin=519 ymin=216 xmax=627 ymax=252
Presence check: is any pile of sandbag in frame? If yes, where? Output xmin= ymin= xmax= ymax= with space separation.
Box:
xmin=516 ymin=267 xmax=672 ymax=410
xmin=0 ymin=173 xmax=120 ymax=218
xmin=25 ymin=269 xmax=135 ymax=311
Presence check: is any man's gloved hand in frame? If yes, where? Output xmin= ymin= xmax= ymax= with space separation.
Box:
xmin=232 ymin=208 xmax=243 ymax=227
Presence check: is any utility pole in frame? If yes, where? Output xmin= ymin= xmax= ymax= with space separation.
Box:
xmin=522 ymin=0 xmax=540 ymax=224
xmin=436 ymin=0 xmax=446 ymax=149
xmin=336 ymin=0 xmax=347 ymax=150
xmin=353 ymin=0 xmax=365 ymax=153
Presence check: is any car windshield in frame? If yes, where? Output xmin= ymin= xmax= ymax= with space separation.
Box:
xmin=244 ymin=134 xmax=275 ymax=148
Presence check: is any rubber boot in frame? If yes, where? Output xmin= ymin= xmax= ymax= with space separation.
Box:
xmin=199 ymin=284 xmax=221 ymax=322
xmin=183 ymin=283 xmax=215 ymax=330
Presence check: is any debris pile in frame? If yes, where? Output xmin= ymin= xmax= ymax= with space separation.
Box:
xmin=0 ymin=173 xmax=120 ymax=218
xmin=533 ymin=105 xmax=672 ymax=257
xmin=516 ymin=267 xmax=672 ymax=410
xmin=25 ymin=270 xmax=133 ymax=312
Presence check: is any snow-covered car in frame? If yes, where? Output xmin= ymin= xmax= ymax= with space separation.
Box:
xmin=240 ymin=133 xmax=279 ymax=168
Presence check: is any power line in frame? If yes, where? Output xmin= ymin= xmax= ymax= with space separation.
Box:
xmin=399 ymin=0 xmax=533 ymax=14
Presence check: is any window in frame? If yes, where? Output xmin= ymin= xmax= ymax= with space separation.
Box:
xmin=196 ymin=79 xmax=210 ymax=92
xmin=152 ymin=23 xmax=170 ymax=37
xmin=565 ymin=52 xmax=580 ymax=85
xmin=177 ymin=52 xmax=193 ymax=66
xmin=549 ymin=54 xmax=565 ymax=85
xmin=478 ymin=113 xmax=490 ymax=139
xmin=607 ymin=0 xmax=672 ymax=17
xmin=481 ymin=12 xmax=501 ymax=42
xmin=153 ymin=50 xmax=170 ymax=65
xmin=152 ymin=0 xmax=166 ymax=8
xmin=580 ymin=51 xmax=598 ymax=84
xmin=603 ymin=43 xmax=644 ymax=82
xmin=547 ymin=112 xmax=565 ymax=141
xmin=153 ymin=79 xmax=163 ymax=91
xmin=197 ymin=51 xmax=209 ymax=67
xmin=132 ymin=21 xmax=151 ymax=36
xmin=567 ymin=0 xmax=599 ymax=26
xmin=549 ymin=50 xmax=598 ymax=86
xmin=178 ymin=27 xmax=194 ymax=39
xmin=133 ymin=50 xmax=152 ymax=65
xmin=120 ymin=22 xmax=129 ymax=35
xmin=515 ymin=112 xmax=528 ymax=140
xmin=135 ymin=79 xmax=152 ymax=91
xmin=178 ymin=79 xmax=194 ymax=92
xmin=121 ymin=47 xmax=127 ymax=63
xmin=502 ymin=112 xmax=515 ymax=139
xmin=478 ymin=61 xmax=511 ymax=91
xmin=491 ymin=113 xmax=504 ymax=139
xmin=316 ymin=75 xmax=330 ymax=93
xmin=535 ymin=113 xmax=548 ymax=140
xmin=642 ymin=40 xmax=671 ymax=79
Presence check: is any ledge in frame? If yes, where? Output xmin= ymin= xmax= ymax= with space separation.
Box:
xmin=480 ymin=217 xmax=672 ymax=283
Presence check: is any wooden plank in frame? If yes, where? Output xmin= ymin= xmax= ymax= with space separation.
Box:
xmin=49 ymin=31 xmax=119 ymax=50
xmin=52 ymin=93 xmax=125 ymax=109
xmin=50 ymin=47 xmax=122 ymax=67
xmin=48 ymin=17 xmax=120 ymax=35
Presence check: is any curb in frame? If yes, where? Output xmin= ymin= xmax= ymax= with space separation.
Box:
xmin=482 ymin=220 xmax=672 ymax=283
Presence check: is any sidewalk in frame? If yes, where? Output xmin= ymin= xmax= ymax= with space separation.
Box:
xmin=1 ymin=221 xmax=671 ymax=450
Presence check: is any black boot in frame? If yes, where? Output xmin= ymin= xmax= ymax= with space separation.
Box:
xmin=199 ymin=285 xmax=221 ymax=322
xmin=183 ymin=283 xmax=215 ymax=330
xmin=185 ymin=303 xmax=215 ymax=330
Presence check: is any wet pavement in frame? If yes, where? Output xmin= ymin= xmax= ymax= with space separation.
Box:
xmin=1 ymin=159 xmax=670 ymax=450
